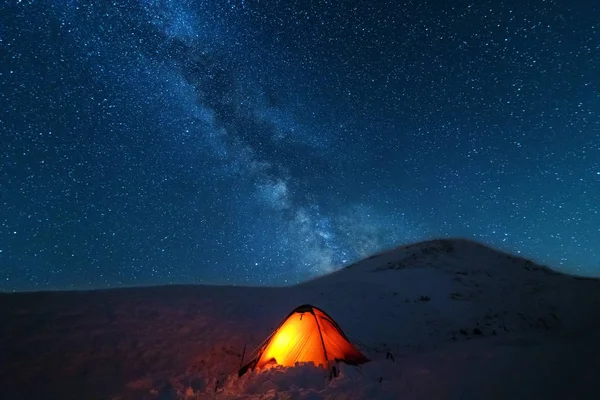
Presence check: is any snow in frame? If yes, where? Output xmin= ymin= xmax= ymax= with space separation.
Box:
xmin=1 ymin=239 xmax=600 ymax=399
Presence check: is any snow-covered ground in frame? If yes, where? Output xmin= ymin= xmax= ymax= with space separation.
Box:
xmin=1 ymin=239 xmax=600 ymax=399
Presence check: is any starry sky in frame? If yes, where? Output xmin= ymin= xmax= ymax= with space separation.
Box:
xmin=1 ymin=0 xmax=599 ymax=291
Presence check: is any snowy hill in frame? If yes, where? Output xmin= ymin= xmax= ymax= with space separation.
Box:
xmin=1 ymin=239 xmax=600 ymax=400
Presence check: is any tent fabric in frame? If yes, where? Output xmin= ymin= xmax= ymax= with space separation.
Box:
xmin=239 ymin=304 xmax=368 ymax=376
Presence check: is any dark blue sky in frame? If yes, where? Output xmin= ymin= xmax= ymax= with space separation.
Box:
xmin=1 ymin=0 xmax=599 ymax=291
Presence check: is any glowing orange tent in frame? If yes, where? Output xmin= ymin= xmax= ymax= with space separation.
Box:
xmin=238 ymin=304 xmax=369 ymax=376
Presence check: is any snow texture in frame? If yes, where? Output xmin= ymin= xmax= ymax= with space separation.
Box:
xmin=1 ymin=239 xmax=600 ymax=399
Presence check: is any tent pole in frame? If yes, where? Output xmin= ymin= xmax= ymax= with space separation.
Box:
xmin=312 ymin=312 xmax=329 ymax=363
xmin=239 ymin=344 xmax=247 ymax=370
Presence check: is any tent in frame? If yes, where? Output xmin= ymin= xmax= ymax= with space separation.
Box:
xmin=239 ymin=304 xmax=369 ymax=376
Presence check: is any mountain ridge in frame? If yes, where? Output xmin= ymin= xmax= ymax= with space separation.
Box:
xmin=1 ymin=237 xmax=600 ymax=399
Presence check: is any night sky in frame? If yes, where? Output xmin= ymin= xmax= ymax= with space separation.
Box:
xmin=1 ymin=0 xmax=599 ymax=291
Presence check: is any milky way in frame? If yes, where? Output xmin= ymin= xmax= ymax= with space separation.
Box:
xmin=1 ymin=0 xmax=599 ymax=290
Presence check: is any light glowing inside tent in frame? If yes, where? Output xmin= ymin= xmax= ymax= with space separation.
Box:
xmin=238 ymin=305 xmax=369 ymax=376
xmin=261 ymin=312 xmax=327 ymax=367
